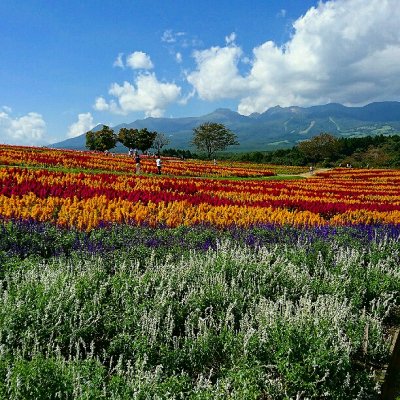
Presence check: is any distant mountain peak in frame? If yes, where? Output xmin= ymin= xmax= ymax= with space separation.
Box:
xmin=50 ymin=101 xmax=400 ymax=152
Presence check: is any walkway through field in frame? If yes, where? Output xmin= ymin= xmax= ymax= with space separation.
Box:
xmin=297 ymin=167 xmax=332 ymax=178
xmin=276 ymin=167 xmax=332 ymax=179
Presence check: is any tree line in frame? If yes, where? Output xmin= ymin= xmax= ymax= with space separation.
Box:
xmin=86 ymin=122 xmax=238 ymax=157
xmin=86 ymin=126 xmax=167 ymax=154
xmin=87 ymin=123 xmax=400 ymax=168
xmin=214 ymin=133 xmax=400 ymax=168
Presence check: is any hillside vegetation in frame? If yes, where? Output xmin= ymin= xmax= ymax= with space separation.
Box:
xmin=214 ymin=134 xmax=400 ymax=167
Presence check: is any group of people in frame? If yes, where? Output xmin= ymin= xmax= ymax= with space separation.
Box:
xmin=129 ymin=148 xmax=162 ymax=175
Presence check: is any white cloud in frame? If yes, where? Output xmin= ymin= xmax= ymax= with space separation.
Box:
xmin=126 ymin=51 xmax=154 ymax=70
xmin=161 ymin=30 xmax=185 ymax=43
xmin=98 ymin=73 xmax=181 ymax=117
xmin=161 ymin=30 xmax=176 ymax=43
xmin=113 ymin=53 xmax=124 ymax=68
xmin=93 ymin=97 xmax=110 ymax=112
xmin=186 ymin=0 xmax=400 ymax=114
xmin=0 ymin=110 xmax=47 ymax=145
xmin=67 ymin=112 xmax=95 ymax=138
xmin=178 ymin=89 xmax=196 ymax=105
xmin=161 ymin=30 xmax=202 ymax=49
xmin=186 ymin=44 xmax=247 ymax=101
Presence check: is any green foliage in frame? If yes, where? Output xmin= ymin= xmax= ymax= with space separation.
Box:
xmin=136 ymin=128 xmax=157 ymax=153
xmin=161 ymin=148 xmax=196 ymax=159
xmin=85 ymin=125 xmax=117 ymax=152
xmin=0 ymin=223 xmax=398 ymax=398
xmin=117 ymin=127 xmax=139 ymax=149
xmin=192 ymin=122 xmax=239 ymax=158
xmin=214 ymin=134 xmax=400 ymax=167
xmin=85 ymin=130 xmax=97 ymax=151
xmin=213 ymin=147 xmax=306 ymax=165
xmin=3 ymin=355 xmax=73 ymax=400
xmin=0 ymin=356 xmax=110 ymax=400
xmin=117 ymin=127 xmax=157 ymax=153
xmin=297 ymin=132 xmax=342 ymax=163
xmin=339 ymin=135 xmax=400 ymax=167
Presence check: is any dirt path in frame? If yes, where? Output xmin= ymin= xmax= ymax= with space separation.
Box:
xmin=297 ymin=167 xmax=332 ymax=178
xmin=277 ymin=168 xmax=332 ymax=179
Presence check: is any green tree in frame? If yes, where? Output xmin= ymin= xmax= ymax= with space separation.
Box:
xmin=192 ymin=122 xmax=239 ymax=158
xmin=135 ymin=128 xmax=157 ymax=153
xmin=152 ymin=132 xmax=170 ymax=154
xmin=117 ymin=128 xmax=139 ymax=150
xmin=116 ymin=127 xmax=157 ymax=153
xmin=297 ymin=133 xmax=341 ymax=163
xmin=363 ymin=145 xmax=391 ymax=167
xmin=85 ymin=130 xmax=97 ymax=151
xmin=85 ymin=125 xmax=117 ymax=152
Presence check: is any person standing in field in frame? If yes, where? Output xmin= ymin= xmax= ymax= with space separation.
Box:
xmin=156 ymin=155 xmax=162 ymax=175
xmin=135 ymin=153 xmax=141 ymax=175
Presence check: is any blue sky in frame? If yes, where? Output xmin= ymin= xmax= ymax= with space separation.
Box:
xmin=1 ymin=0 xmax=399 ymax=146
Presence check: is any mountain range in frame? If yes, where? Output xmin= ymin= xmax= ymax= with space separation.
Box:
xmin=51 ymin=101 xmax=400 ymax=152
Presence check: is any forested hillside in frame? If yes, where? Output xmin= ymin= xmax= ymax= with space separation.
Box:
xmin=214 ymin=134 xmax=400 ymax=167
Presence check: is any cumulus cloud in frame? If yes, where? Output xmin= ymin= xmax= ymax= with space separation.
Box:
xmin=187 ymin=0 xmax=400 ymax=114
xmin=126 ymin=51 xmax=154 ymax=70
xmin=67 ymin=113 xmax=95 ymax=138
xmin=93 ymin=97 xmax=110 ymax=112
xmin=186 ymin=44 xmax=248 ymax=101
xmin=0 ymin=109 xmax=47 ymax=145
xmin=96 ymin=73 xmax=181 ymax=117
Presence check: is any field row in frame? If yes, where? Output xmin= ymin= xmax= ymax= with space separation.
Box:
xmin=0 ymin=145 xmax=288 ymax=178
xmin=1 ymin=166 xmax=400 ymax=230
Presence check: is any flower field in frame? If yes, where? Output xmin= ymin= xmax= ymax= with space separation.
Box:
xmin=0 ymin=144 xmax=399 ymax=398
xmin=0 ymin=150 xmax=400 ymax=230
xmin=0 ymin=144 xmax=280 ymax=178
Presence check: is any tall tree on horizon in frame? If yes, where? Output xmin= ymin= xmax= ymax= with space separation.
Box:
xmin=191 ymin=122 xmax=239 ymax=158
xmin=85 ymin=125 xmax=117 ymax=152
xmin=297 ymin=133 xmax=342 ymax=163
xmin=135 ymin=128 xmax=157 ymax=153
xmin=152 ymin=132 xmax=170 ymax=155
xmin=117 ymin=128 xmax=139 ymax=150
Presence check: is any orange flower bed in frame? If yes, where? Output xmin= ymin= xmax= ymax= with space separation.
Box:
xmin=1 ymin=151 xmax=400 ymax=230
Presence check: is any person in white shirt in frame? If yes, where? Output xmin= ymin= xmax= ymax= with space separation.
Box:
xmin=156 ymin=156 xmax=162 ymax=174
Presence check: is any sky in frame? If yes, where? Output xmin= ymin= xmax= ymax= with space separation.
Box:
xmin=1 ymin=0 xmax=400 ymax=146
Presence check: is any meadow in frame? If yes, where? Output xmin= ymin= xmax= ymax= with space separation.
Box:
xmin=0 ymin=145 xmax=399 ymax=399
